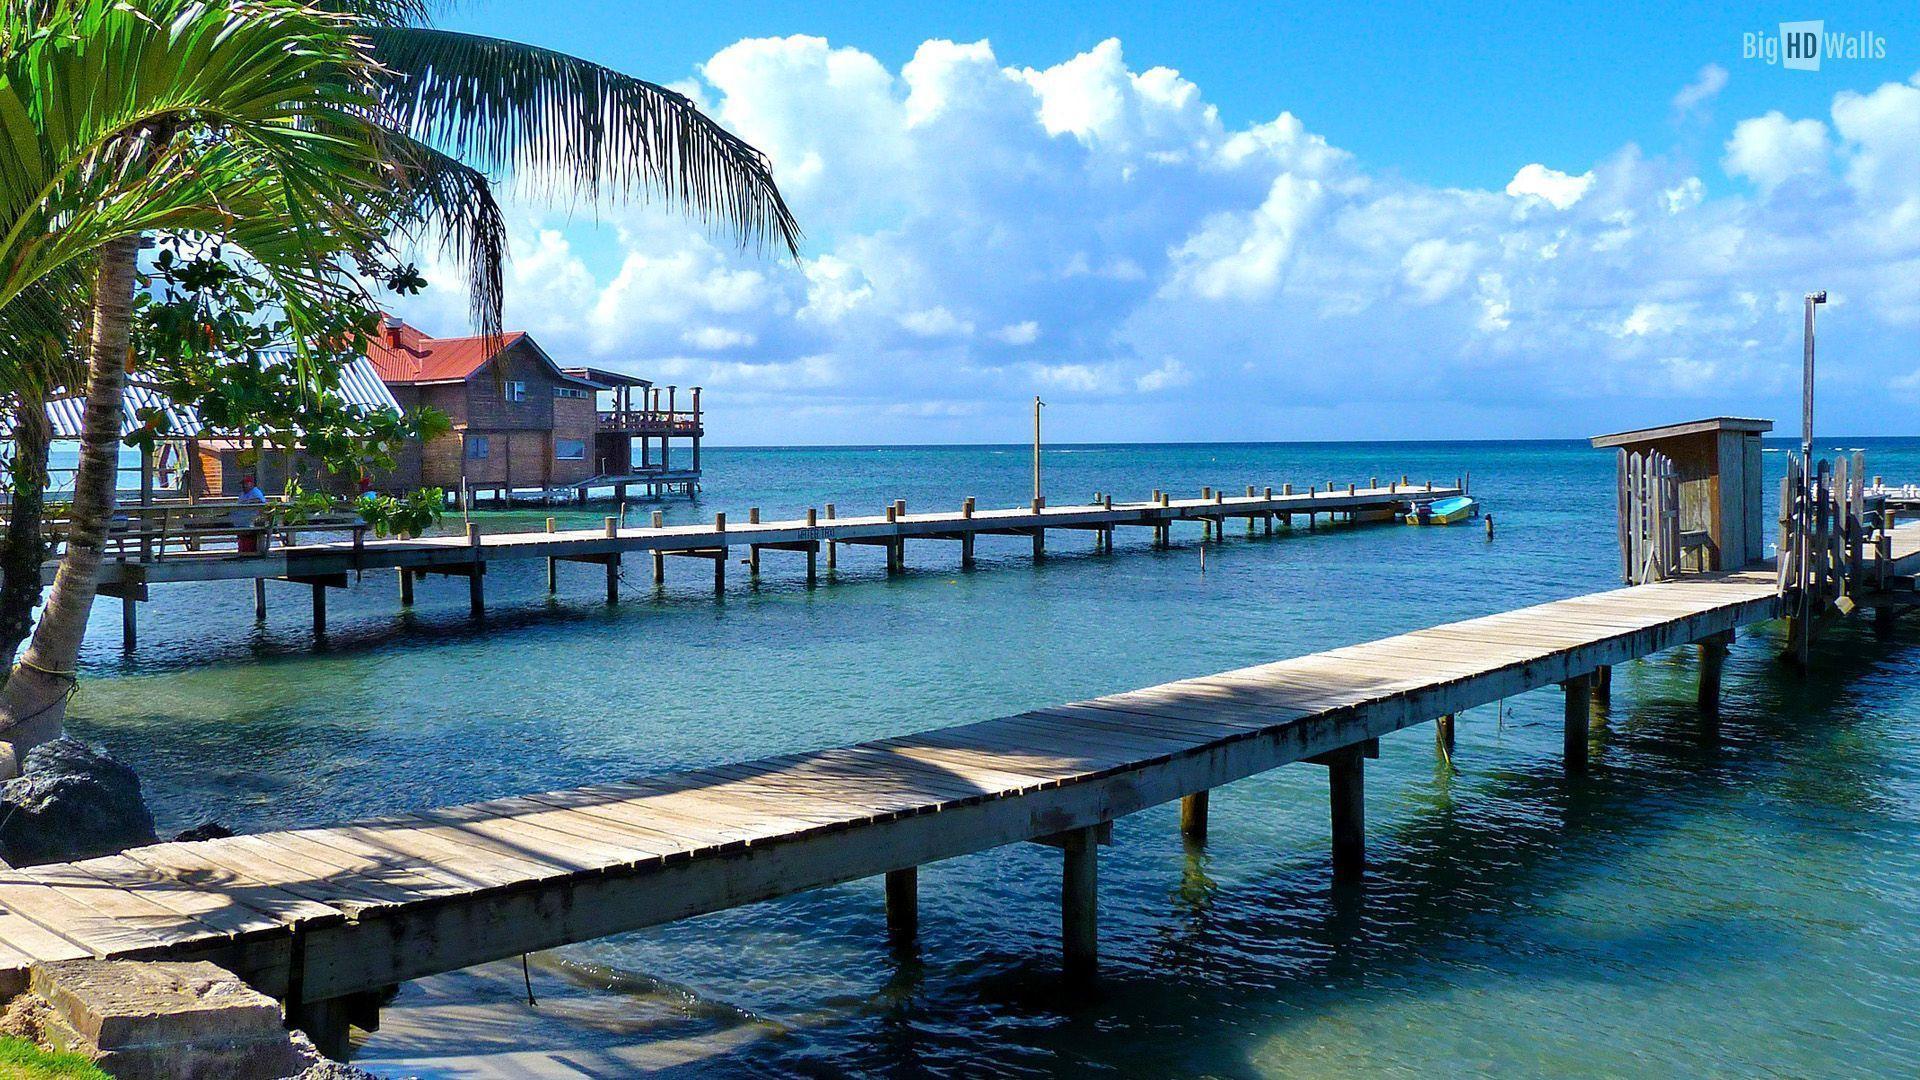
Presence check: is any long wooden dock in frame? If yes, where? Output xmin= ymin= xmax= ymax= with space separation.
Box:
xmin=91 ymin=479 xmax=1464 ymax=646
xmin=7 ymin=522 xmax=1915 ymax=1053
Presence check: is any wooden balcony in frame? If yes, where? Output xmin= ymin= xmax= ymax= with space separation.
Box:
xmin=597 ymin=409 xmax=701 ymax=436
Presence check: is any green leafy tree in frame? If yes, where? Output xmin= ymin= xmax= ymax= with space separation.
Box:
xmin=0 ymin=0 xmax=799 ymax=777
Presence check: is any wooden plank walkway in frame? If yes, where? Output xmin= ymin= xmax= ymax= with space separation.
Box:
xmin=1 ymin=523 xmax=1910 ymax=1043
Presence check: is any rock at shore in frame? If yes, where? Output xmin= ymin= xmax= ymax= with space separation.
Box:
xmin=0 ymin=737 xmax=156 ymax=866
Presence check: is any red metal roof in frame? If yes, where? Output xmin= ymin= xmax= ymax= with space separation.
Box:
xmin=365 ymin=321 xmax=524 ymax=384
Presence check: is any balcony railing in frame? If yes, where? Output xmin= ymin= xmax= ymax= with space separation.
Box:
xmin=597 ymin=409 xmax=701 ymax=435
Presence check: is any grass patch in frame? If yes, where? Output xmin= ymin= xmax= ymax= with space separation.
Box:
xmin=0 ymin=1035 xmax=108 ymax=1080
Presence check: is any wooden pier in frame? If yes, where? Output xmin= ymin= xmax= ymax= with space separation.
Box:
xmin=87 ymin=479 xmax=1465 ymax=648
xmin=3 ymin=519 xmax=1914 ymax=1054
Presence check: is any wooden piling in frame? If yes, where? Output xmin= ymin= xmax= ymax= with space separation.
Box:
xmin=1562 ymin=674 xmax=1592 ymax=772
xmin=1060 ymin=826 xmax=1098 ymax=978
xmin=466 ymin=524 xmax=484 ymax=618
xmin=961 ymin=532 xmax=975 ymax=567
xmin=1179 ymin=791 xmax=1209 ymax=841
xmin=121 ymin=596 xmax=136 ymax=651
xmin=826 ymin=504 xmax=837 ymax=569
xmin=605 ymin=518 xmax=620 ymax=603
xmin=546 ymin=517 xmax=557 ymax=593
xmin=1592 ymin=664 xmax=1612 ymax=705
xmin=885 ymin=867 xmax=917 ymax=945
xmin=806 ymin=542 xmax=818 ymax=586
xmin=1436 ymin=713 xmax=1455 ymax=757
xmin=1698 ymin=631 xmax=1732 ymax=717
xmin=398 ymin=568 xmax=413 ymax=607
xmin=311 ymin=583 xmax=327 ymax=638
xmin=1327 ymin=746 xmax=1365 ymax=883
xmin=254 ymin=579 xmax=267 ymax=620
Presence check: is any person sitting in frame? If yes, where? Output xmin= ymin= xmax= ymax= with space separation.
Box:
xmin=234 ymin=474 xmax=267 ymax=553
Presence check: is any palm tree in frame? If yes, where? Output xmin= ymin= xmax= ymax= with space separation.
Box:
xmin=0 ymin=0 xmax=798 ymax=775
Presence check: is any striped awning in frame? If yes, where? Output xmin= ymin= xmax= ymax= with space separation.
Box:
xmin=28 ymin=355 xmax=400 ymax=440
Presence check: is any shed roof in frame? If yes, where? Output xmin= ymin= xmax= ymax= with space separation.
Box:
xmin=1590 ymin=417 xmax=1773 ymax=449
xmin=561 ymin=366 xmax=652 ymax=389
xmin=29 ymin=355 xmax=400 ymax=440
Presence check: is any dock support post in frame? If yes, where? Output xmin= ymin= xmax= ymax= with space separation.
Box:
xmin=1562 ymin=674 xmax=1593 ymax=773
xmin=885 ymin=867 xmax=918 ymax=948
xmin=254 ymin=579 xmax=267 ymax=620
xmin=1031 ymin=529 xmax=1044 ymax=560
xmin=397 ymin=568 xmax=413 ymax=607
xmin=1060 ymin=826 xmax=1098 ymax=979
xmin=311 ymin=584 xmax=326 ymax=638
xmin=1698 ymin=631 xmax=1732 ymax=718
xmin=1593 ymin=664 xmax=1612 ymax=706
xmin=652 ymin=551 xmax=665 ymax=584
xmin=1179 ymin=791 xmax=1209 ymax=842
xmin=1327 ymin=746 xmax=1365 ymax=883
xmin=287 ymin=997 xmax=353 ymax=1062
xmin=546 ymin=518 xmax=557 ymax=593
xmin=1435 ymin=713 xmax=1456 ymax=759
xmin=466 ymin=524 xmax=485 ymax=618
xmin=749 ymin=545 xmax=761 ymax=578
xmin=806 ymin=543 xmax=818 ymax=587
xmin=121 ymin=596 xmax=135 ymax=651
xmin=961 ymin=532 xmax=975 ymax=568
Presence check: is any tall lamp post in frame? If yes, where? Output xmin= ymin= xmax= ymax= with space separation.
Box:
xmin=1032 ymin=396 xmax=1045 ymax=503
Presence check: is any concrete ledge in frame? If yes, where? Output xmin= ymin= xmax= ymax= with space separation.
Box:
xmin=30 ymin=959 xmax=305 ymax=1080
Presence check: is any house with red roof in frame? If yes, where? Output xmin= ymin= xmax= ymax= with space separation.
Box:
xmin=366 ymin=317 xmax=704 ymax=503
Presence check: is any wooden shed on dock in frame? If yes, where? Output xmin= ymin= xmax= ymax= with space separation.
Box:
xmin=1591 ymin=417 xmax=1771 ymax=570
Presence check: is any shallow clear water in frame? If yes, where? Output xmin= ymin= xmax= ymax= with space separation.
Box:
xmin=64 ymin=437 xmax=1920 ymax=1077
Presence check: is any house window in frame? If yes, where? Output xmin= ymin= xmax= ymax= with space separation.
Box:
xmin=466 ymin=436 xmax=490 ymax=460
xmin=554 ymin=438 xmax=586 ymax=461
xmin=504 ymin=380 xmax=527 ymax=402
xmin=553 ymin=386 xmax=589 ymax=399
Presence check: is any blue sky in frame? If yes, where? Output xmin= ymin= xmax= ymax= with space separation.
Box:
xmin=395 ymin=3 xmax=1920 ymax=443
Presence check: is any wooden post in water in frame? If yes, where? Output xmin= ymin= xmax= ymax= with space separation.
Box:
xmin=825 ymin=504 xmax=837 ymax=570
xmin=254 ymin=579 xmax=268 ymax=620
xmin=1592 ymin=665 xmax=1612 ymax=705
xmin=1031 ymin=496 xmax=1045 ymax=560
xmin=1562 ymin=674 xmax=1592 ymax=772
xmin=1060 ymin=826 xmax=1098 ymax=979
xmin=121 ymin=595 xmax=136 ymax=651
xmin=713 ymin=512 xmax=727 ymax=593
xmin=1436 ymin=713 xmax=1456 ymax=759
xmin=1327 ymin=746 xmax=1365 ymax=883
xmin=1698 ymin=631 xmax=1732 ymax=720
xmin=467 ymin=524 xmax=485 ymax=618
xmin=885 ymin=867 xmax=917 ymax=948
xmin=651 ymin=511 xmax=666 ymax=583
xmin=546 ymin=517 xmax=558 ymax=593
xmin=397 ymin=568 xmax=413 ymax=607
xmin=311 ymin=583 xmax=327 ymax=638
xmin=1179 ymin=791 xmax=1209 ymax=842
xmin=605 ymin=517 xmax=620 ymax=603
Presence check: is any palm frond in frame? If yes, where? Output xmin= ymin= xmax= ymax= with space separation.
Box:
xmin=381 ymin=131 xmax=506 ymax=339
xmin=368 ymin=27 xmax=801 ymax=258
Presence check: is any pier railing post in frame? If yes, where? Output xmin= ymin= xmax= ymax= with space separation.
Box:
xmin=1060 ymin=826 xmax=1098 ymax=979
xmin=1562 ymin=674 xmax=1593 ymax=772
xmin=546 ymin=517 xmax=557 ymax=593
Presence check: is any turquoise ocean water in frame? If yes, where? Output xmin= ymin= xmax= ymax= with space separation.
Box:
xmin=58 ymin=437 xmax=1920 ymax=1076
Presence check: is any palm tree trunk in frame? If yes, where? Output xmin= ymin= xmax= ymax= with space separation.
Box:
xmin=0 ymin=391 xmax=52 ymax=671
xmin=0 ymin=234 xmax=138 ymax=778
